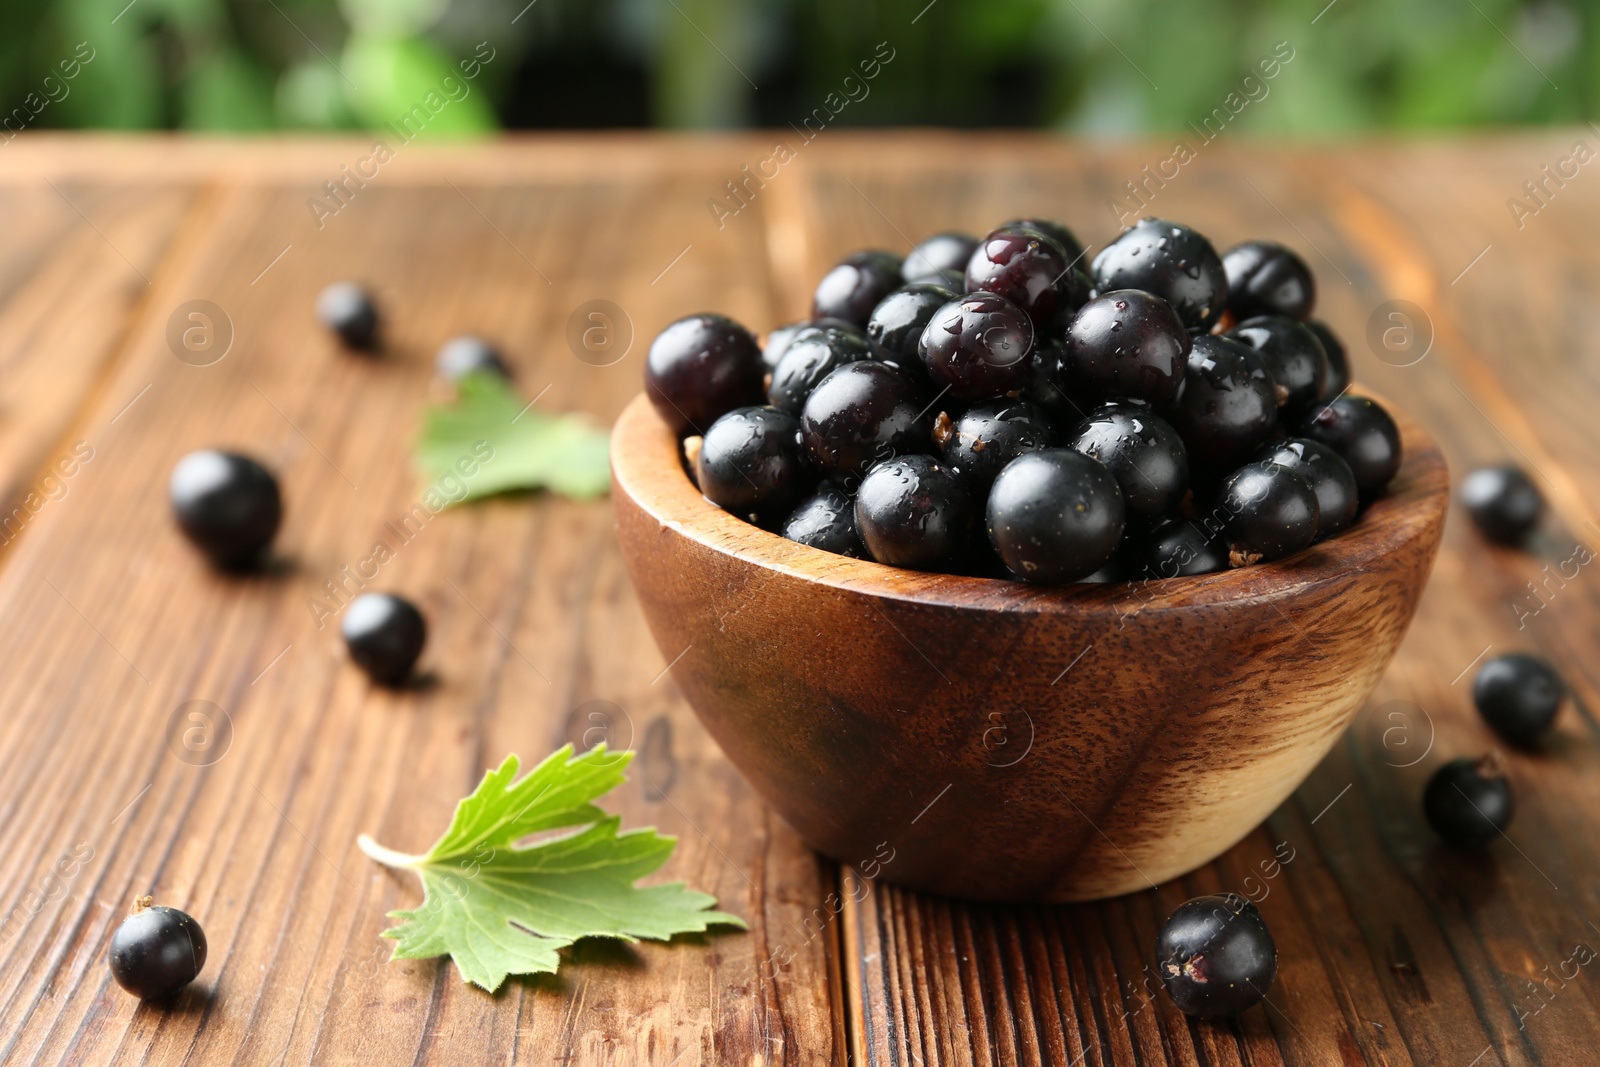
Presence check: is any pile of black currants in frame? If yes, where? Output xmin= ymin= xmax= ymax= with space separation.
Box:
xmin=645 ymin=216 xmax=1403 ymax=584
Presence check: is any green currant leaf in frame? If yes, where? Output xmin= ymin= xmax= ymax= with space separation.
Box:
xmin=358 ymin=746 xmax=743 ymax=992
xmin=416 ymin=372 xmax=611 ymax=504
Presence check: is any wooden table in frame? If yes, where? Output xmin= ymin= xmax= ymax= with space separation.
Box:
xmin=0 ymin=133 xmax=1595 ymax=1066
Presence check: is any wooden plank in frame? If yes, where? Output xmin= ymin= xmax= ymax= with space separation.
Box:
xmin=0 ymin=145 xmax=844 ymax=1065
xmin=776 ymin=135 xmax=1600 ymax=1066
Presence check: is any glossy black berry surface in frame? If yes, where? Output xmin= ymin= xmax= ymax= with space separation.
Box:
xmin=902 ymin=232 xmax=978 ymax=287
xmin=813 ymin=250 xmax=905 ymax=326
xmin=436 ymin=336 xmax=508 ymax=381
xmin=762 ymin=321 xmax=809 ymax=371
xmin=767 ymin=324 xmax=872 ymax=414
xmin=1307 ymin=319 xmax=1350 ymax=399
xmin=1063 ymin=290 xmax=1190 ymax=408
xmin=646 ymin=313 xmax=764 ymax=435
xmin=854 ymin=456 xmax=972 ymax=570
xmin=781 ymin=484 xmax=865 ymax=558
xmin=1227 ymin=315 xmax=1328 ymax=415
xmin=1298 ymin=395 xmax=1401 ymax=504
xmin=1250 ymin=438 xmax=1359 ymax=539
xmin=1168 ymin=335 xmax=1278 ymax=475
xmin=1068 ymin=403 xmax=1189 ymax=523
xmin=1459 ymin=464 xmax=1543 ymax=545
xmin=342 ymin=593 xmax=427 ymax=686
xmin=918 ymin=291 xmax=1036 ymax=399
xmin=999 ymin=217 xmax=1083 ymax=264
xmin=866 ymin=284 xmax=958 ymax=368
xmin=801 ymin=361 xmax=932 ymax=481
xmin=695 ymin=406 xmax=808 ymax=518
xmin=1222 ymin=240 xmax=1315 ymax=321
xmin=109 ymin=903 xmax=207 ymax=1000
xmin=316 ymin=281 xmax=379 ymax=349
xmin=1156 ymin=894 xmax=1277 ymax=1019
xmin=1218 ymin=463 xmax=1319 ymax=564
xmin=1424 ymin=755 xmax=1513 ymax=846
xmin=936 ymin=399 xmax=1053 ymax=492
xmin=1127 ymin=518 xmax=1228 ymax=579
xmin=964 ymin=226 xmax=1073 ymax=331
xmin=986 ymin=449 xmax=1124 ymax=583
xmin=1091 ymin=218 xmax=1227 ymax=331
xmin=170 ymin=450 xmax=282 ymax=568
xmin=1474 ymin=653 xmax=1564 ymax=744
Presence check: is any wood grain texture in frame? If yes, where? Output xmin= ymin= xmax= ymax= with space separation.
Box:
xmin=0 ymin=133 xmax=1593 ymax=1066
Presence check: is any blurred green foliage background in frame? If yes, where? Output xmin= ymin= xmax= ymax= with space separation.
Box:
xmin=0 ymin=0 xmax=1589 ymax=136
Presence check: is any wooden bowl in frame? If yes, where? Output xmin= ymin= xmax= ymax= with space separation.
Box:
xmin=612 ymin=393 xmax=1448 ymax=901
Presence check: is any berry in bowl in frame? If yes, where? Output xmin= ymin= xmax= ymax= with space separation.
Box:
xmin=613 ymin=217 xmax=1447 ymax=901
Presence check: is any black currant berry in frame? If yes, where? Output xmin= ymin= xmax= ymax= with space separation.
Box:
xmin=316 ymin=282 xmax=379 ymax=349
xmin=918 ymin=291 xmax=1036 ymax=400
xmin=645 ymin=313 xmax=765 ymax=435
xmin=935 ymin=399 xmax=1053 ymax=492
xmin=1459 ymin=464 xmax=1543 ymax=545
xmin=903 ymin=232 xmax=978 ymax=287
xmin=1250 ymin=438 xmax=1359 ymax=539
xmin=1297 ymin=395 xmax=1402 ymax=504
xmin=1424 ymin=755 xmax=1513 ymax=846
xmin=964 ymin=225 xmax=1073 ymax=331
xmin=767 ymin=324 xmax=872 ymax=415
xmin=695 ymin=407 xmax=809 ymax=520
xmin=1091 ymin=218 xmax=1227 ymax=332
xmin=1168 ymin=335 xmax=1279 ymax=475
xmin=109 ymin=898 xmax=207 ymax=1000
xmin=170 ymin=450 xmax=283 ymax=569
xmin=342 ymin=593 xmax=427 ymax=686
xmin=1219 ymin=463 xmax=1320 ymax=565
xmin=1156 ymin=893 xmax=1277 ymax=1019
xmin=1222 ymin=240 xmax=1315 ymax=322
xmin=1474 ymin=653 xmax=1565 ymax=745
xmin=1127 ymin=518 xmax=1228 ymax=580
xmin=762 ymin=321 xmax=808 ymax=371
xmin=986 ymin=449 xmax=1125 ymax=584
xmin=1226 ymin=316 xmax=1328 ymax=415
xmin=1063 ymin=290 xmax=1190 ymax=408
xmin=1024 ymin=338 xmax=1087 ymax=423
xmin=1068 ymin=403 xmax=1189 ymax=524
xmin=781 ymin=483 xmax=865 ymax=558
xmin=866 ymin=284 xmax=958 ymax=368
xmin=1306 ymin=320 xmax=1350 ymax=400
xmin=854 ymin=455 xmax=972 ymax=570
xmin=436 ymin=336 xmax=509 ymax=381
xmin=999 ymin=217 xmax=1084 ymax=264
xmin=801 ymin=361 xmax=932 ymax=481
xmin=813 ymin=250 xmax=905 ymax=327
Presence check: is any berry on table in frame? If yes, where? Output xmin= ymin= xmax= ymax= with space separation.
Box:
xmin=936 ymin=399 xmax=1054 ymax=493
xmin=1091 ymin=218 xmax=1227 ymax=332
xmin=1156 ymin=893 xmax=1277 ymax=1019
xmin=1459 ymin=464 xmax=1543 ymax=546
xmin=767 ymin=324 xmax=872 ymax=415
xmin=1221 ymin=240 xmax=1316 ymax=322
xmin=985 ymin=449 xmax=1125 ymax=583
xmin=1063 ymin=290 xmax=1191 ymax=409
xmin=1424 ymin=755 xmax=1513 ymax=846
xmin=170 ymin=450 xmax=283 ymax=569
xmin=1067 ymin=402 xmax=1189 ymax=524
xmin=902 ymin=232 xmax=978 ymax=287
xmin=963 ymin=225 xmax=1075 ymax=331
xmin=316 ymin=282 xmax=379 ymax=349
xmin=1306 ymin=320 xmax=1350 ymax=400
xmin=781 ymin=484 xmax=866 ymax=558
xmin=109 ymin=896 xmax=207 ymax=1000
xmin=436 ymin=336 xmax=509 ymax=381
xmin=854 ymin=455 xmax=973 ymax=570
xmin=1219 ymin=462 xmax=1320 ymax=565
xmin=866 ymin=283 xmax=958 ymax=370
xmin=695 ymin=407 xmax=808 ymax=520
xmin=342 ymin=593 xmax=427 ymax=686
xmin=1297 ymin=394 xmax=1402 ymax=504
xmin=1250 ymin=438 xmax=1359 ymax=539
xmin=1473 ymin=653 xmax=1564 ymax=745
xmin=1226 ymin=315 xmax=1328 ymax=415
xmin=800 ymin=361 xmax=933 ymax=482
xmin=645 ymin=313 xmax=765 ymax=435
xmin=813 ymin=250 xmax=905 ymax=327
xmin=918 ymin=290 xmax=1037 ymax=399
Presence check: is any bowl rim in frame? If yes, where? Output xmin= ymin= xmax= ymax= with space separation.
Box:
xmin=611 ymin=389 xmax=1450 ymax=615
